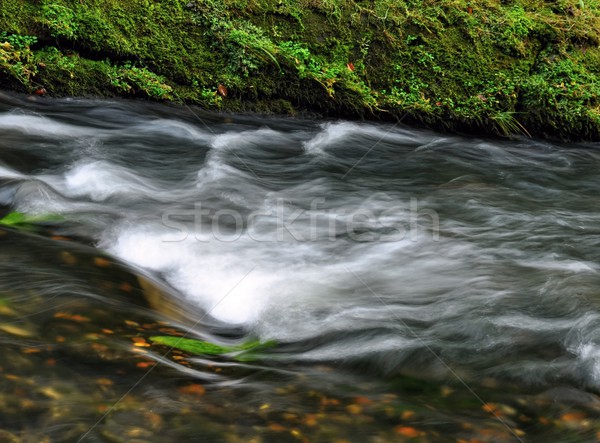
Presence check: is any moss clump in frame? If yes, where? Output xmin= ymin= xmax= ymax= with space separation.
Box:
xmin=0 ymin=0 xmax=599 ymax=140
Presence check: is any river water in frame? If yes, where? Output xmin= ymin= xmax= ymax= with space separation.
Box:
xmin=1 ymin=91 xmax=600 ymax=442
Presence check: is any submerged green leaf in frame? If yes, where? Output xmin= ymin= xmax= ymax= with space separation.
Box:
xmin=150 ymin=336 xmax=234 ymax=355
xmin=0 ymin=211 xmax=64 ymax=230
xmin=0 ymin=212 xmax=28 ymax=226
xmin=149 ymin=336 xmax=275 ymax=360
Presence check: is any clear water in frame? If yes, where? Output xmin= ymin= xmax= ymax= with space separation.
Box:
xmin=1 ymin=91 xmax=600 ymax=442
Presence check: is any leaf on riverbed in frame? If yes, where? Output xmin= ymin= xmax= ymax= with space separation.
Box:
xmin=54 ymin=312 xmax=90 ymax=323
xmin=0 ymin=212 xmax=27 ymax=225
xmin=150 ymin=336 xmax=235 ymax=355
xmin=149 ymin=336 xmax=275 ymax=360
xmin=0 ymin=211 xmax=63 ymax=230
xmin=0 ymin=323 xmax=36 ymax=337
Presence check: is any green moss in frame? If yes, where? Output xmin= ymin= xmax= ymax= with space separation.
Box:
xmin=0 ymin=0 xmax=599 ymax=140
xmin=108 ymin=63 xmax=174 ymax=99
xmin=41 ymin=3 xmax=79 ymax=39
xmin=521 ymin=47 xmax=600 ymax=139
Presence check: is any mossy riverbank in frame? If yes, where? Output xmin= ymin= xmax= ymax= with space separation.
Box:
xmin=1 ymin=0 xmax=599 ymax=140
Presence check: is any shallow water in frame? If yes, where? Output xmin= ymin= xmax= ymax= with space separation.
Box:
xmin=1 ymin=91 xmax=600 ymax=442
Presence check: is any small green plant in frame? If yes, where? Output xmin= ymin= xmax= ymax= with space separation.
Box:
xmin=0 ymin=33 xmax=37 ymax=85
xmin=199 ymin=87 xmax=223 ymax=106
xmin=0 ymin=32 xmax=37 ymax=50
xmin=125 ymin=65 xmax=173 ymax=99
xmin=41 ymin=3 xmax=79 ymax=39
xmin=279 ymin=41 xmax=343 ymax=97
xmin=38 ymin=46 xmax=76 ymax=78
xmin=108 ymin=63 xmax=173 ymax=99
xmin=490 ymin=111 xmax=531 ymax=137
xmin=226 ymin=22 xmax=279 ymax=76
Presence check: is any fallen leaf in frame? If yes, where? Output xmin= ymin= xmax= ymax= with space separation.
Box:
xmin=136 ymin=361 xmax=154 ymax=369
xmin=93 ymin=257 xmax=111 ymax=267
xmin=0 ymin=324 xmax=35 ymax=337
xmin=561 ymin=412 xmax=586 ymax=422
xmin=119 ymin=282 xmax=133 ymax=293
xmin=22 ymin=348 xmax=41 ymax=354
xmin=60 ymin=251 xmax=77 ymax=265
xmin=178 ymin=383 xmax=206 ymax=396
xmin=346 ymin=404 xmax=362 ymax=414
xmin=268 ymin=423 xmax=286 ymax=432
xmin=40 ymin=386 xmax=62 ymax=399
xmin=304 ymin=414 xmax=318 ymax=427
xmin=401 ymin=410 xmax=415 ymax=420
xmin=353 ymin=396 xmax=373 ymax=405
xmin=482 ymin=403 xmax=497 ymax=414
xmin=394 ymin=426 xmax=421 ymax=437
xmin=54 ymin=312 xmax=90 ymax=323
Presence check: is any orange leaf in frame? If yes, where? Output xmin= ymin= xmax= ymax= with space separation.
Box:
xmin=268 ymin=423 xmax=286 ymax=432
xmin=401 ymin=410 xmax=415 ymax=420
xmin=347 ymin=62 xmax=355 ymax=71
xmin=22 ymin=348 xmax=41 ymax=354
xmin=304 ymin=414 xmax=318 ymax=427
xmin=561 ymin=412 xmax=586 ymax=422
xmin=353 ymin=396 xmax=373 ymax=405
xmin=178 ymin=383 xmax=206 ymax=397
xmin=93 ymin=257 xmax=111 ymax=267
xmin=482 ymin=403 xmax=497 ymax=414
xmin=119 ymin=282 xmax=133 ymax=293
xmin=394 ymin=426 xmax=421 ymax=437
xmin=217 ymin=84 xmax=228 ymax=97
xmin=136 ymin=361 xmax=154 ymax=369
xmin=54 ymin=312 xmax=90 ymax=323
xmin=346 ymin=404 xmax=362 ymax=414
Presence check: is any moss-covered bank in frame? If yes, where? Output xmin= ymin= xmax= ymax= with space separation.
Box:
xmin=1 ymin=0 xmax=599 ymax=140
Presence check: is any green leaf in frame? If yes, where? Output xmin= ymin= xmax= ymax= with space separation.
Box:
xmin=0 ymin=211 xmax=63 ymax=228
xmin=149 ymin=336 xmax=235 ymax=355
xmin=149 ymin=336 xmax=276 ymax=360
xmin=0 ymin=212 xmax=27 ymax=226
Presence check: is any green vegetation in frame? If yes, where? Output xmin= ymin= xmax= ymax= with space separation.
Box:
xmin=41 ymin=3 xmax=79 ymax=40
xmin=0 ymin=0 xmax=599 ymax=139
xmin=149 ymin=335 xmax=275 ymax=361
xmin=0 ymin=211 xmax=63 ymax=230
xmin=0 ymin=32 xmax=38 ymax=87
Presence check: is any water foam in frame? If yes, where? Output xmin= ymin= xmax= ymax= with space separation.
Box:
xmin=0 ymin=113 xmax=97 ymax=138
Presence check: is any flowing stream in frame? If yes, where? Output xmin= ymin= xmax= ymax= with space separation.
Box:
xmin=1 ymin=91 xmax=600 ymax=442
